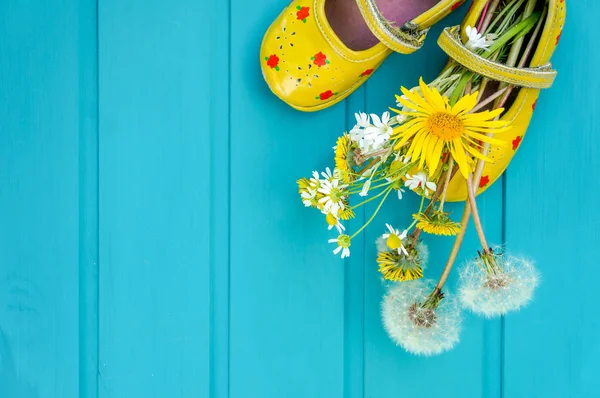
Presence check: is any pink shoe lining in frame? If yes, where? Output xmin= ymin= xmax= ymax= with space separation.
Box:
xmin=325 ymin=0 xmax=441 ymax=51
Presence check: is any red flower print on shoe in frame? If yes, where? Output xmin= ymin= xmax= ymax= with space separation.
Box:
xmin=479 ymin=175 xmax=490 ymax=189
xmin=360 ymin=69 xmax=374 ymax=77
xmin=296 ymin=6 xmax=310 ymax=23
xmin=316 ymin=90 xmax=336 ymax=101
xmin=512 ymin=136 xmax=522 ymax=150
xmin=265 ymin=54 xmax=280 ymax=71
xmin=311 ymin=52 xmax=329 ymax=67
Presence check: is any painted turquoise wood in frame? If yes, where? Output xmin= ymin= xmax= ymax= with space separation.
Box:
xmin=98 ymin=0 xmax=211 ymax=396
xmin=0 ymin=1 xmax=92 ymax=397
xmin=0 ymin=0 xmax=598 ymax=397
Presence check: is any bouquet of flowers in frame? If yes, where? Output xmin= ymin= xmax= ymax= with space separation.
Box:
xmin=297 ymin=0 xmax=548 ymax=356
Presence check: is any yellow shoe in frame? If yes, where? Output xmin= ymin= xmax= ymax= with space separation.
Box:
xmin=260 ymin=0 xmax=470 ymax=112
xmin=443 ymin=0 xmax=566 ymax=201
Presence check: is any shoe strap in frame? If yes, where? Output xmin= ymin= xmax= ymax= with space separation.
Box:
xmin=438 ymin=26 xmax=557 ymax=89
xmin=355 ymin=0 xmax=467 ymax=54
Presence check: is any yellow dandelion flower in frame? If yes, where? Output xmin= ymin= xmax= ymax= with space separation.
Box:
xmin=377 ymin=251 xmax=423 ymax=282
xmin=297 ymin=177 xmax=310 ymax=194
xmin=414 ymin=210 xmax=461 ymax=236
xmin=339 ymin=205 xmax=355 ymax=221
xmin=334 ymin=133 xmax=353 ymax=183
xmin=392 ymin=78 xmax=509 ymax=178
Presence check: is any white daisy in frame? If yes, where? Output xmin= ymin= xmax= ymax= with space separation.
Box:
xmin=320 ymin=167 xmax=335 ymax=181
xmin=325 ymin=212 xmax=345 ymax=234
xmin=300 ymin=188 xmax=316 ymax=207
xmin=405 ymin=171 xmax=437 ymax=197
xmin=318 ymin=178 xmax=347 ymax=216
xmin=381 ymin=224 xmax=409 ymax=256
xmin=328 ymin=234 xmax=351 ymax=258
xmin=465 ymin=25 xmax=490 ymax=50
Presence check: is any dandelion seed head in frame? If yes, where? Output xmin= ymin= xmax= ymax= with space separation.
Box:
xmin=376 ymin=236 xmax=388 ymax=252
xmin=381 ymin=279 xmax=462 ymax=356
xmin=458 ymin=254 xmax=540 ymax=318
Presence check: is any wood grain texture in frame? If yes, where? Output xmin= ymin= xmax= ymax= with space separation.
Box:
xmin=503 ymin=2 xmax=600 ymax=397
xmin=0 ymin=0 xmax=91 ymax=397
xmin=1 ymin=0 xmax=598 ymax=397
xmin=98 ymin=0 xmax=211 ymax=396
xmin=229 ymin=1 xmax=346 ymax=396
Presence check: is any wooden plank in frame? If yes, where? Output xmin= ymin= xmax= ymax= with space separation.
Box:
xmin=343 ymin=87 xmax=367 ymax=398
xmin=0 ymin=0 xmax=91 ymax=396
xmin=208 ymin=0 xmax=231 ymax=397
xmin=78 ymin=0 xmax=100 ymax=396
xmin=98 ymin=0 xmax=212 ymax=395
xmin=229 ymin=1 xmax=347 ymax=396
xmin=503 ymin=2 xmax=600 ymax=396
xmin=361 ymin=12 xmax=502 ymax=397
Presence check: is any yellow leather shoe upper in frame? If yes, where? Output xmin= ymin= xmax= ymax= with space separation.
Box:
xmin=444 ymin=0 xmax=566 ymax=202
xmin=260 ymin=0 xmax=469 ymax=112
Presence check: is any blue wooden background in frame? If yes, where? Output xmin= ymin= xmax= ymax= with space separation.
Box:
xmin=0 ymin=0 xmax=598 ymax=397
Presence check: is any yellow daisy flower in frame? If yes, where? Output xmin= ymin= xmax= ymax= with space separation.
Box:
xmin=377 ymin=250 xmax=423 ymax=282
xmin=297 ymin=177 xmax=310 ymax=194
xmin=413 ymin=210 xmax=461 ymax=236
xmin=338 ymin=205 xmax=355 ymax=221
xmin=392 ymin=78 xmax=509 ymax=178
xmin=334 ymin=133 xmax=353 ymax=183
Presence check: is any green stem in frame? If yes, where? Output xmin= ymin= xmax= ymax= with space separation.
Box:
xmin=450 ymin=72 xmax=473 ymax=106
xmin=350 ymin=186 xmax=391 ymax=209
xmin=350 ymin=188 xmax=393 ymax=239
xmin=485 ymin=0 xmax=525 ymax=35
xmin=407 ymin=193 xmax=427 ymax=231
xmin=484 ymin=12 xmax=540 ymax=57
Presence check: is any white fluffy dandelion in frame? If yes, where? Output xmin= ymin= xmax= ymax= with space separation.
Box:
xmin=458 ymin=253 xmax=540 ymax=318
xmin=381 ymin=279 xmax=462 ymax=356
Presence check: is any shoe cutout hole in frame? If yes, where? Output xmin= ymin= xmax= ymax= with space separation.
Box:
xmin=325 ymin=0 xmax=440 ymax=51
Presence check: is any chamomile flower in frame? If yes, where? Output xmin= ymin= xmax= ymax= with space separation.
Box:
xmin=300 ymin=188 xmax=317 ymax=207
xmin=458 ymin=251 xmax=540 ymax=318
xmin=318 ymin=176 xmax=347 ymax=216
xmin=465 ymin=25 xmax=490 ymax=50
xmin=320 ymin=167 xmax=335 ymax=181
xmin=382 ymin=279 xmax=462 ymax=356
xmin=329 ymin=234 xmax=351 ymax=258
xmin=297 ymin=177 xmax=320 ymax=208
xmin=381 ymin=224 xmax=409 ymax=256
xmin=405 ymin=171 xmax=437 ymax=197
xmin=325 ymin=212 xmax=345 ymax=234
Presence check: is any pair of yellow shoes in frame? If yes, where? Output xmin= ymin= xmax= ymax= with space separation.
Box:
xmin=260 ymin=0 xmax=566 ymax=201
